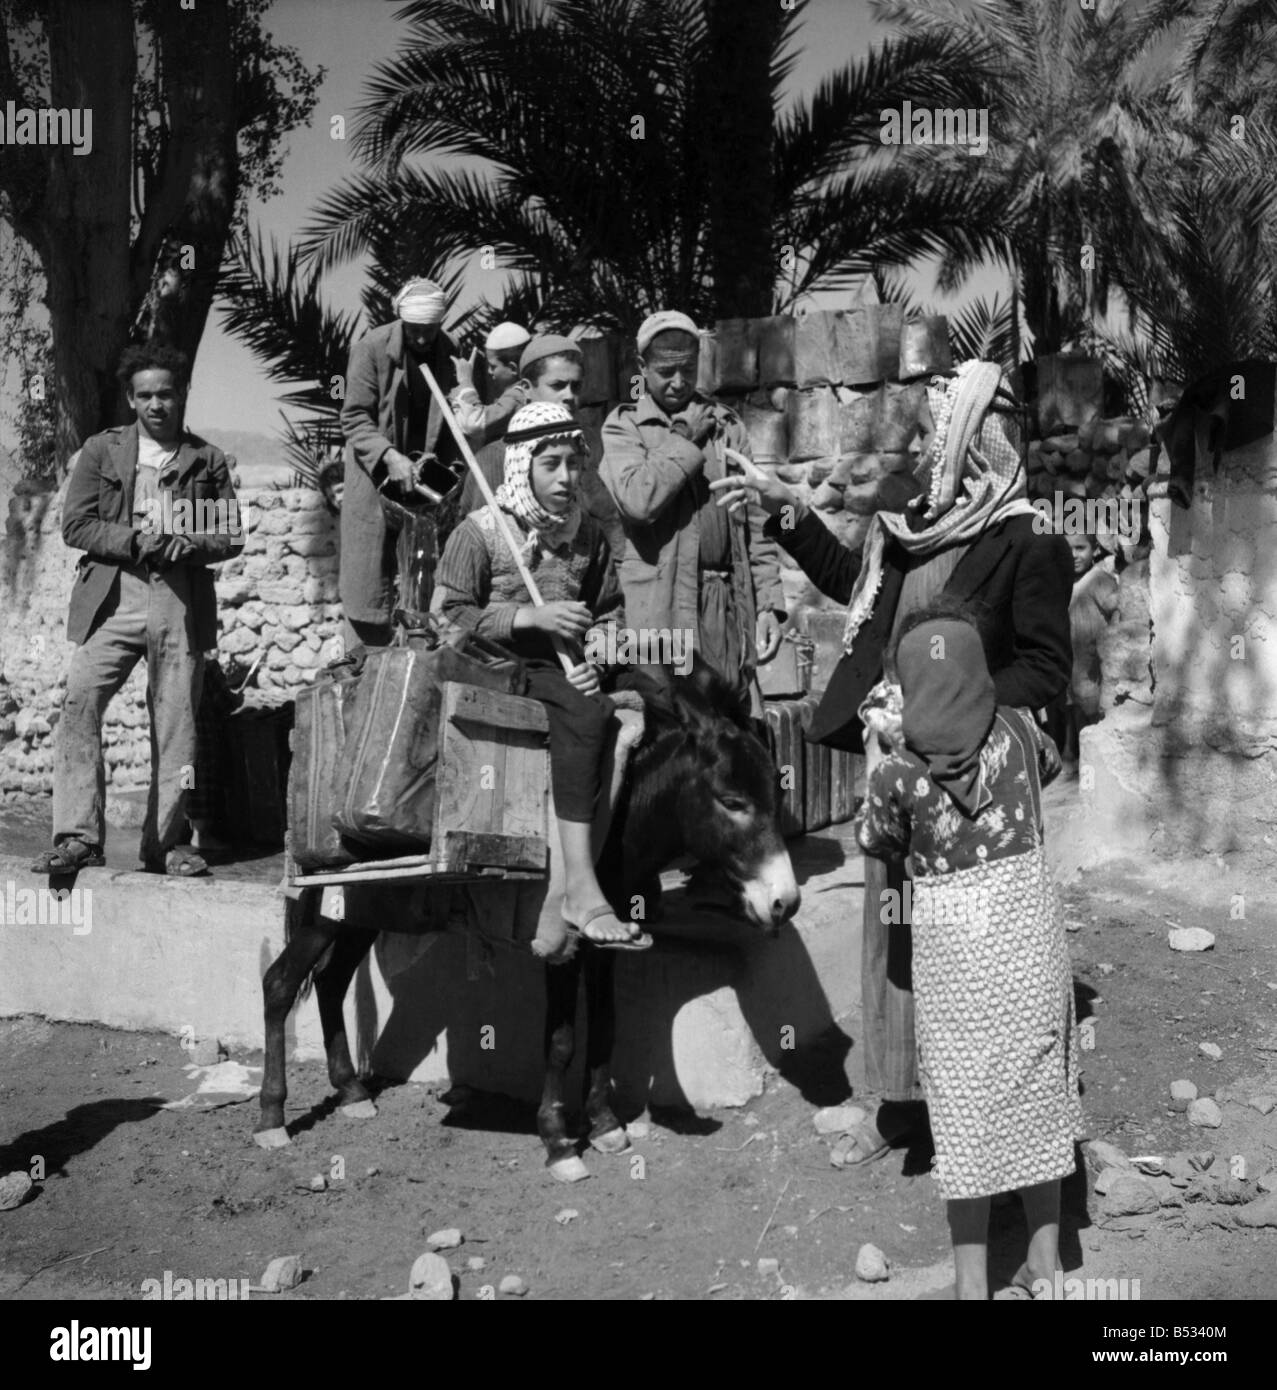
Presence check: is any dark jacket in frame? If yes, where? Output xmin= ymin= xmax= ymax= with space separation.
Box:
xmin=338 ymin=320 xmax=459 ymax=625
xmin=770 ymin=508 xmax=1073 ymax=750
xmin=62 ymin=424 xmax=242 ymax=650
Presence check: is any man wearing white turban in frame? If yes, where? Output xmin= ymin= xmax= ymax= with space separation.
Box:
xmin=338 ymin=277 xmax=460 ymax=649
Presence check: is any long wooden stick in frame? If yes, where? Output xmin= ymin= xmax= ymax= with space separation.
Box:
xmin=417 ymin=361 xmax=575 ymax=676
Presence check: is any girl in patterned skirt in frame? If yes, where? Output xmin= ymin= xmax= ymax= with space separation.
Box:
xmin=855 ymin=602 xmax=1083 ymax=1300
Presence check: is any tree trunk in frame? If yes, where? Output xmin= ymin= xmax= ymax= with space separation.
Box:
xmin=29 ymin=0 xmax=135 ymax=461
xmin=705 ymin=0 xmax=781 ymax=320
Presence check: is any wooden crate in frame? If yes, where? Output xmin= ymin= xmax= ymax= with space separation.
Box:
xmin=287 ymin=681 xmax=551 ymax=889
xmin=432 ymin=682 xmax=550 ymax=872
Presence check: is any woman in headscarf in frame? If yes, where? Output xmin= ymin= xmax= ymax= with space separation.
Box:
xmin=711 ymin=360 xmax=1073 ymax=1165
xmin=433 ymin=402 xmax=650 ymax=958
xmin=854 ymin=605 xmax=1083 ymax=1299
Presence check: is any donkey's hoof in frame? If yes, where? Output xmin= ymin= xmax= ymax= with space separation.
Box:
xmin=548 ymin=1155 xmax=591 ymax=1183
xmin=589 ymin=1127 xmax=631 ymax=1156
xmin=253 ymin=1126 xmax=291 ymax=1150
xmin=340 ymin=1099 xmax=378 ymax=1120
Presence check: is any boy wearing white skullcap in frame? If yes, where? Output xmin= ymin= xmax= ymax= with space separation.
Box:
xmin=447 ymin=321 xmax=534 ymax=446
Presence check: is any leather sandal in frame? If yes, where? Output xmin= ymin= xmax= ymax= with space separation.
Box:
xmin=30 ymin=838 xmax=104 ymax=874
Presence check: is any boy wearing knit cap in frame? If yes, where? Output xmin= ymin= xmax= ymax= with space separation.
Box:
xmin=448 ymin=321 xmax=533 ymax=447
xmin=600 ymin=311 xmax=784 ymax=716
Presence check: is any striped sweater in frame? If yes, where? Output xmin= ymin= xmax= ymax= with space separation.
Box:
xmin=435 ymin=504 xmax=625 ymax=664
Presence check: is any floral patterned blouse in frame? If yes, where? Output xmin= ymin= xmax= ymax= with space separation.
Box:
xmin=856 ymin=707 xmax=1058 ymax=876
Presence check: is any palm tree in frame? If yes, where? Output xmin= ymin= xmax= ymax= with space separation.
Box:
xmin=878 ymin=0 xmax=1277 ymax=381
xmin=297 ymin=0 xmax=1011 ymax=334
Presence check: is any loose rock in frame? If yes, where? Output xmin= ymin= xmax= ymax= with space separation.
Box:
xmin=1188 ymin=1152 xmax=1216 ymax=1172
xmin=1100 ymin=1173 xmax=1160 ymax=1217
xmin=426 ymin=1228 xmax=463 ymax=1251
xmin=0 ymin=1172 xmax=33 ymax=1212
xmin=1247 ymin=1094 xmax=1276 ymax=1116
xmin=1169 ymin=1080 xmax=1197 ymax=1112
xmin=1187 ymin=1098 xmax=1223 ymax=1128
xmin=308 ymin=1174 xmax=328 ymax=1192
xmin=499 ymin=1274 xmax=528 ymax=1297
xmin=626 ymin=1121 xmax=651 ymax=1141
xmin=1169 ymin=927 xmax=1215 ymax=952
xmin=1235 ymin=1193 xmax=1277 ymax=1229
xmin=466 ymin=1256 xmax=486 ymax=1272
xmin=1256 ymin=1171 xmax=1277 ymax=1194
xmin=260 ymin=1255 xmax=303 ymax=1293
xmin=1093 ymin=1167 xmax=1123 ymax=1197
xmin=408 ymin=1253 xmax=454 ymax=1301
xmin=1198 ymin=1042 xmax=1223 ymax=1061
xmin=812 ymin=1104 xmax=867 ymax=1136
xmin=554 ymin=1209 xmax=579 ymax=1226
xmin=757 ymin=1257 xmax=780 ymax=1278
xmin=1097 ymin=963 xmax=1115 ymax=976
xmin=854 ymin=1243 xmax=889 ymax=1283
xmin=1084 ymin=1140 xmax=1133 ymax=1173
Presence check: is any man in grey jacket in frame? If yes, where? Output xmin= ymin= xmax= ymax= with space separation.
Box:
xmin=32 ymin=343 xmax=242 ymax=876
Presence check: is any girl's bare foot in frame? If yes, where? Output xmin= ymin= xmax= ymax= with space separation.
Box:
xmin=1010 ymin=1261 xmax=1058 ymax=1298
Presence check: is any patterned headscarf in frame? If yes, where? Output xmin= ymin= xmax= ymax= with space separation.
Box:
xmin=842 ymin=359 xmax=1038 ymax=654
xmin=494 ymin=401 xmax=587 ymax=559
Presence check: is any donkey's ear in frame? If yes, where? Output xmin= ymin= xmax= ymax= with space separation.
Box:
xmin=682 ymin=655 xmax=752 ymax=731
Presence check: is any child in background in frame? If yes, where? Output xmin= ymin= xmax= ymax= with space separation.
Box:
xmin=449 ymin=322 xmax=532 ymax=447
xmin=434 ymin=401 xmax=650 ymax=958
xmin=855 ymin=602 xmax=1083 ymax=1301
xmin=1066 ymin=532 xmax=1118 ymax=753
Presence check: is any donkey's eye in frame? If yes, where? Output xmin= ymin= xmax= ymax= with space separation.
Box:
xmin=718 ymin=795 xmax=750 ymax=813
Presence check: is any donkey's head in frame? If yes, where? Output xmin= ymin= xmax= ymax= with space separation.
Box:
xmin=618 ymin=659 xmax=800 ymax=933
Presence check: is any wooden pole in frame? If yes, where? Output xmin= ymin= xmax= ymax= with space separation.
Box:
xmin=417 ymin=361 xmax=576 ymax=676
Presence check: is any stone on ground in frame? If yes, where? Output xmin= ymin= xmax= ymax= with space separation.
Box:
xmin=1248 ymin=1094 xmax=1276 ymax=1116
xmin=1169 ymin=1079 xmax=1197 ymax=1112
xmin=1100 ymin=1173 xmax=1160 ymax=1217
xmin=757 ymin=1257 xmax=780 ymax=1278
xmin=813 ymin=1104 xmax=867 ymax=1136
xmin=259 ymin=1255 xmax=303 ymax=1293
xmin=554 ymin=1209 xmax=579 ymax=1226
xmin=1187 ymin=1098 xmax=1223 ymax=1128
xmin=499 ymin=1274 xmax=528 ymax=1297
xmin=1189 ymin=1152 xmax=1216 ymax=1172
xmin=1257 ymin=1171 xmax=1277 ymax=1194
xmin=1168 ymin=927 xmax=1215 ymax=952
xmin=409 ymin=1252 xmax=454 ymax=1300
xmin=626 ymin=1120 xmax=651 ymax=1141
xmin=0 ymin=1172 xmax=33 ymax=1212
xmin=308 ymin=1174 xmax=327 ymax=1192
xmin=426 ymin=1228 xmax=463 ymax=1251
xmin=854 ymin=1244 xmax=889 ymax=1282
xmin=1198 ymin=1042 xmax=1223 ymax=1061
xmin=1235 ymin=1193 xmax=1277 ymax=1229
xmin=466 ymin=1256 xmax=486 ymax=1272
xmin=1084 ymin=1140 xmax=1132 ymax=1172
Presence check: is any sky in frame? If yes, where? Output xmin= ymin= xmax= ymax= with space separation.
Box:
xmin=188 ymin=0 xmax=1001 ymax=437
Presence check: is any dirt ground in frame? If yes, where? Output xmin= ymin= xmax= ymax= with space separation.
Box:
xmin=2 ymin=818 xmax=1275 ymax=1303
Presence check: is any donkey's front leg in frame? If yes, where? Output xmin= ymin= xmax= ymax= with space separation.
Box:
xmin=538 ymin=956 xmax=589 ymax=1182
xmin=583 ymin=949 xmax=629 ymax=1155
xmin=315 ymin=925 xmax=378 ymax=1118
xmin=256 ymin=890 xmax=338 ymax=1148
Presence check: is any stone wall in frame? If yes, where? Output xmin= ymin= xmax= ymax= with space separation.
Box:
xmin=1080 ymin=431 xmax=1277 ymax=866
xmin=0 ymin=479 xmax=341 ymax=798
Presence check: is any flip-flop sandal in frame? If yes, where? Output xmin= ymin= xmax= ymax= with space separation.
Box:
xmin=145 ymin=846 xmax=209 ymax=877
xmin=30 ymin=839 xmax=105 ymax=873
xmin=837 ymin=1120 xmax=893 ymax=1167
xmin=564 ymin=903 xmax=654 ymax=953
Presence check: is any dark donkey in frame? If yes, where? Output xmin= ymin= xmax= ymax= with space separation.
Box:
xmin=256 ymin=660 xmax=801 ymax=1179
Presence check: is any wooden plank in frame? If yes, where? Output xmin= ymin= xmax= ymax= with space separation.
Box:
xmin=290 ymin=860 xmax=544 ymax=887
xmin=443 ymin=681 xmax=550 ymax=734
xmin=439 ymin=831 xmax=548 ymax=872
